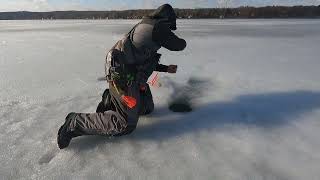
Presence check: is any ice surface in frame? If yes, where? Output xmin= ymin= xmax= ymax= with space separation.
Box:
xmin=1 ymin=19 xmax=320 ymax=180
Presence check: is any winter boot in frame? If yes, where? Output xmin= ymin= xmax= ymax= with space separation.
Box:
xmin=57 ymin=112 xmax=79 ymax=149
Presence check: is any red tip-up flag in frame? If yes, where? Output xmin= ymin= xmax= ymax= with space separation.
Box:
xmin=148 ymin=72 xmax=160 ymax=87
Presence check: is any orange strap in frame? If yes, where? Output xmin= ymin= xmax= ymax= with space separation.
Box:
xmin=112 ymin=80 xmax=137 ymax=109
xmin=121 ymin=95 xmax=137 ymax=109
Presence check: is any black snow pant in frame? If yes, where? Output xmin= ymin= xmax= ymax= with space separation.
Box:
xmin=66 ymin=82 xmax=154 ymax=137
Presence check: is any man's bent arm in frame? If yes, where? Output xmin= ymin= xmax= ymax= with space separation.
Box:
xmin=153 ymin=23 xmax=187 ymax=51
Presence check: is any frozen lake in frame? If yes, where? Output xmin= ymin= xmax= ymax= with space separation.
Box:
xmin=1 ymin=19 xmax=320 ymax=179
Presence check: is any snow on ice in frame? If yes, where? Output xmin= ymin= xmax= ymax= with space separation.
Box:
xmin=1 ymin=19 xmax=320 ymax=180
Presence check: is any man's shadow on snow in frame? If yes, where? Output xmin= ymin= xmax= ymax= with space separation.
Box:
xmin=69 ymin=90 xmax=320 ymax=150
xmin=133 ymin=90 xmax=320 ymax=140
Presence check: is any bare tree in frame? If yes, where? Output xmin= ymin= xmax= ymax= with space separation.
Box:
xmin=218 ymin=0 xmax=232 ymax=18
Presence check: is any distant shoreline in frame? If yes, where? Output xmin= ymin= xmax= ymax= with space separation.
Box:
xmin=1 ymin=6 xmax=319 ymax=20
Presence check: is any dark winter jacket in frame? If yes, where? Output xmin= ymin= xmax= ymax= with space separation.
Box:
xmin=106 ymin=4 xmax=186 ymax=85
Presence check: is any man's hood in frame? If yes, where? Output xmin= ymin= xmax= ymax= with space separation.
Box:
xmin=148 ymin=4 xmax=177 ymax=30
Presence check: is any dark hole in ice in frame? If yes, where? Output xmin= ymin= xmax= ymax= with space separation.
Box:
xmin=169 ymin=100 xmax=193 ymax=113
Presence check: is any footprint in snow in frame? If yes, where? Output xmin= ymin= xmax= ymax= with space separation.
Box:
xmin=38 ymin=149 xmax=58 ymax=165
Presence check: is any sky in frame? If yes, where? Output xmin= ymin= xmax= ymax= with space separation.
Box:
xmin=0 ymin=0 xmax=319 ymax=12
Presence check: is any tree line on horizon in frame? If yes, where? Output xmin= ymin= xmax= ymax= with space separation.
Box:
xmin=0 ymin=6 xmax=319 ymax=20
